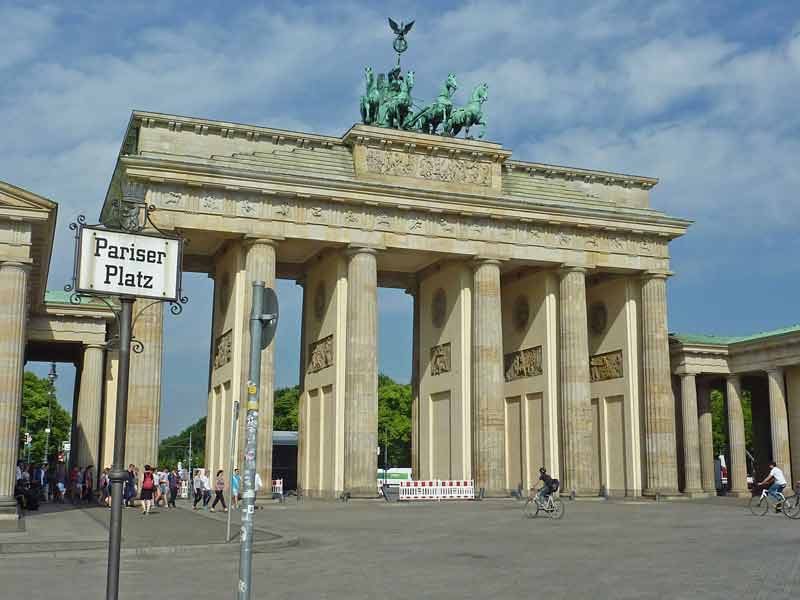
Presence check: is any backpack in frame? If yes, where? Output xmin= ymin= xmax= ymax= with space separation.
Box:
xmin=142 ymin=471 xmax=155 ymax=491
xmin=549 ymin=478 xmax=560 ymax=493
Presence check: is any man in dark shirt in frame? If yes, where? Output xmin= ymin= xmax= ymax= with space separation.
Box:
xmin=536 ymin=467 xmax=555 ymax=502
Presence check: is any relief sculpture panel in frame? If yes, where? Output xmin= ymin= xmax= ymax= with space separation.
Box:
xmin=430 ymin=342 xmax=451 ymax=376
xmin=504 ymin=345 xmax=543 ymax=382
xmin=589 ymin=349 xmax=624 ymax=382
xmin=364 ymin=148 xmax=492 ymax=187
xmin=213 ymin=329 xmax=233 ymax=369
xmin=307 ymin=334 xmax=334 ymax=373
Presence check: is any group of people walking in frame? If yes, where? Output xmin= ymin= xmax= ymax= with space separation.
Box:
xmin=116 ymin=464 xmax=184 ymax=514
xmin=14 ymin=461 xmax=96 ymax=508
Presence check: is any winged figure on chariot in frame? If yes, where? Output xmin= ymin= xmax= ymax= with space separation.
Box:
xmin=359 ymin=18 xmax=489 ymax=139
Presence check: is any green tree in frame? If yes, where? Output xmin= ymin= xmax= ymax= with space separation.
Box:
xmin=274 ymin=385 xmax=300 ymax=431
xmin=160 ymin=375 xmax=413 ymax=469
xmin=19 ymin=371 xmax=71 ymax=464
xmin=158 ymin=416 xmax=206 ymax=468
xmin=378 ymin=373 xmax=411 ymax=467
xmin=711 ymin=388 xmax=753 ymax=458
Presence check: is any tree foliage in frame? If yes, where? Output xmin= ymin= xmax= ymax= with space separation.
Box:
xmin=711 ymin=388 xmax=753 ymax=458
xmin=161 ymin=374 xmax=413 ymax=469
xmin=158 ymin=416 xmax=206 ymax=468
xmin=19 ymin=371 xmax=71 ymax=464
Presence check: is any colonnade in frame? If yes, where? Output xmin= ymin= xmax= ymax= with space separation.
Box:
xmin=676 ymin=368 xmax=794 ymax=497
xmin=205 ymin=238 xmax=680 ymax=497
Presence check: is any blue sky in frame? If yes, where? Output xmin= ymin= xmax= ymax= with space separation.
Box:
xmin=4 ymin=1 xmax=798 ymax=436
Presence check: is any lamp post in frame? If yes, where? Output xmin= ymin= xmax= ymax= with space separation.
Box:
xmin=44 ymin=362 xmax=57 ymax=463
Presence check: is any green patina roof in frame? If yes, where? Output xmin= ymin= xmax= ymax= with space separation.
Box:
xmin=672 ymin=324 xmax=800 ymax=346
xmin=44 ymin=290 xmax=116 ymax=307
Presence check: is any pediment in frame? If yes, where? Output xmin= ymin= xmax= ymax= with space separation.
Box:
xmin=0 ymin=180 xmax=56 ymax=215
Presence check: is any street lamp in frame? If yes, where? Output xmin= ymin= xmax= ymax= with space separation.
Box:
xmin=45 ymin=362 xmax=57 ymax=464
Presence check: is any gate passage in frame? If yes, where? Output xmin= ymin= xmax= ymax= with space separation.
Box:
xmin=397 ymin=480 xmax=475 ymax=501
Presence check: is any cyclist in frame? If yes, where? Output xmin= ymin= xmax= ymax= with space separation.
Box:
xmin=534 ymin=467 xmax=558 ymax=503
xmin=758 ymin=461 xmax=787 ymax=510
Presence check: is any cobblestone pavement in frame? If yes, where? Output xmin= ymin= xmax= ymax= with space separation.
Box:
xmin=2 ymin=496 xmax=800 ymax=599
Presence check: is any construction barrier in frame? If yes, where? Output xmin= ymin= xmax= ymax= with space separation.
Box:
xmin=397 ymin=480 xmax=474 ymax=501
xmin=272 ymin=479 xmax=283 ymax=496
xmin=179 ymin=480 xmax=189 ymax=499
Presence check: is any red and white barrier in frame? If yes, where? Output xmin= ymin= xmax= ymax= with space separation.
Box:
xmin=397 ymin=479 xmax=474 ymax=501
xmin=272 ymin=479 xmax=283 ymax=496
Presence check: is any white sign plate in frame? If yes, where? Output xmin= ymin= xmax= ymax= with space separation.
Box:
xmin=76 ymin=226 xmax=181 ymax=301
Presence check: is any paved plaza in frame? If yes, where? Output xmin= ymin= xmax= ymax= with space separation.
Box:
xmin=2 ymin=497 xmax=799 ymax=599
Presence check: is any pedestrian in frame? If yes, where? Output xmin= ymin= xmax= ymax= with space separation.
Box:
xmin=167 ymin=468 xmax=180 ymax=509
xmin=83 ymin=465 xmax=94 ymax=503
xmin=211 ymin=469 xmax=228 ymax=512
xmin=201 ymin=469 xmax=212 ymax=510
xmin=192 ymin=469 xmax=204 ymax=510
xmin=125 ymin=464 xmax=137 ymax=507
xmin=231 ymin=468 xmax=241 ymax=510
xmin=100 ymin=468 xmax=111 ymax=507
xmin=140 ymin=464 xmax=156 ymax=515
xmin=158 ymin=468 xmax=169 ymax=507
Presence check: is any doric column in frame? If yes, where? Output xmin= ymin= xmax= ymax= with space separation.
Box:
xmin=125 ymin=301 xmax=163 ymax=469
xmin=558 ymin=266 xmax=594 ymax=496
xmin=296 ymin=277 xmax=307 ymax=493
xmin=679 ymin=373 xmax=703 ymax=494
xmin=0 ymin=262 xmax=29 ymax=519
xmin=696 ymin=379 xmax=716 ymax=494
xmin=767 ymin=367 xmax=791 ymax=483
xmin=641 ymin=273 xmax=679 ymax=495
xmin=344 ymin=246 xmax=378 ymax=496
xmin=239 ymin=238 xmax=277 ymax=492
xmin=726 ymin=375 xmax=749 ymax=496
xmin=406 ymin=282 xmax=420 ymax=478
xmin=75 ymin=344 xmax=105 ymax=474
xmin=472 ymin=259 xmax=505 ymax=495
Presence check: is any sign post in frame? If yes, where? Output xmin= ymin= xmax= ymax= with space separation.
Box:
xmin=237 ymin=281 xmax=278 ymax=600
xmin=64 ymin=189 xmax=185 ymax=600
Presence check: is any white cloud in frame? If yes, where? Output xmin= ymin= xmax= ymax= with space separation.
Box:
xmin=0 ymin=5 xmax=58 ymax=70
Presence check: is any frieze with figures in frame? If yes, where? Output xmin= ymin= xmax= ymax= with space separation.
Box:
xmin=307 ymin=334 xmax=334 ymax=374
xmin=430 ymin=342 xmax=451 ymax=376
xmin=589 ymin=350 xmax=624 ymax=382
xmin=147 ymin=184 xmax=669 ymax=261
xmin=213 ymin=329 xmax=233 ymax=369
xmin=504 ymin=345 xmax=543 ymax=382
xmin=364 ymin=148 xmax=492 ymax=187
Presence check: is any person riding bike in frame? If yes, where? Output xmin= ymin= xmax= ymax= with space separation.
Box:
xmin=758 ymin=461 xmax=787 ymax=510
xmin=535 ymin=467 xmax=559 ymax=503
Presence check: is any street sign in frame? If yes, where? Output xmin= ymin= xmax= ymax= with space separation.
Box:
xmin=259 ymin=286 xmax=279 ymax=349
xmin=76 ymin=226 xmax=182 ymax=300
xmin=62 ymin=442 xmax=70 ymax=451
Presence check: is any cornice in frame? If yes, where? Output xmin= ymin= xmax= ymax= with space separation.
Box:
xmin=504 ymin=160 xmax=658 ymax=190
xmin=117 ymin=155 xmax=690 ymax=236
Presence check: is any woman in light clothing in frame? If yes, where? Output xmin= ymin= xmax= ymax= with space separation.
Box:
xmin=211 ymin=470 xmax=227 ymax=512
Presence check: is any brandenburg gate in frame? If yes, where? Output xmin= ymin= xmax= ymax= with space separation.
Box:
xmin=98 ymin=92 xmax=688 ymax=497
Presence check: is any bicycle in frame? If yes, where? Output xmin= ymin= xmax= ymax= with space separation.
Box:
xmin=749 ymin=484 xmax=787 ymax=516
xmin=779 ymin=483 xmax=800 ymax=519
xmin=523 ymin=490 xmax=565 ymax=520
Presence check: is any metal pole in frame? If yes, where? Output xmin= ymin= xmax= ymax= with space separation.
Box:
xmin=105 ymin=297 xmax=134 ymax=600
xmin=226 ymin=399 xmax=240 ymax=542
xmin=45 ymin=362 xmax=56 ymax=463
xmin=238 ymin=281 xmax=265 ymax=600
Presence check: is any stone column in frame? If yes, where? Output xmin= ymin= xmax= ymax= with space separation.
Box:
xmin=75 ymin=344 xmax=105 ymax=474
xmin=679 ymin=374 xmax=703 ymax=495
xmin=238 ymin=238 xmax=277 ymax=492
xmin=641 ymin=273 xmax=679 ymax=495
xmin=696 ymin=379 xmax=716 ymax=494
xmin=407 ymin=283 xmax=420 ymax=478
xmin=0 ymin=262 xmax=29 ymax=521
xmin=558 ymin=266 xmax=594 ymax=496
xmin=125 ymin=301 xmax=163 ymax=469
xmin=726 ymin=375 xmax=749 ymax=497
xmin=767 ymin=367 xmax=791 ymax=483
xmin=472 ymin=259 xmax=506 ymax=495
xmin=296 ymin=277 xmax=307 ymax=493
xmin=344 ymin=247 xmax=378 ymax=496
